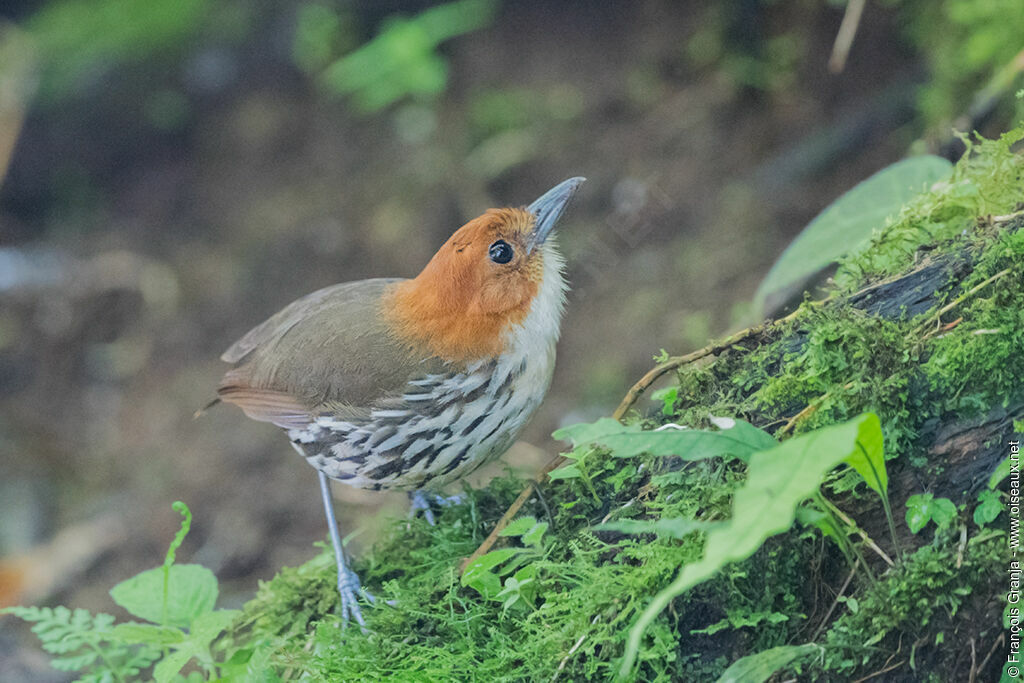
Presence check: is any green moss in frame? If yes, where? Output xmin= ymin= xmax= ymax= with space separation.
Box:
xmin=821 ymin=531 xmax=1007 ymax=676
xmin=835 ymin=126 xmax=1024 ymax=289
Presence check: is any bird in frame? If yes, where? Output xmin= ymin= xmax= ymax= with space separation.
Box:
xmin=213 ymin=177 xmax=584 ymax=626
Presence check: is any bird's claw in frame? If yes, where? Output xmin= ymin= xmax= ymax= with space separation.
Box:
xmin=408 ymin=490 xmax=465 ymax=526
xmin=337 ymin=568 xmax=367 ymax=630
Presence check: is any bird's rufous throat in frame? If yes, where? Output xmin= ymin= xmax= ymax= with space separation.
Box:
xmin=215 ymin=177 xmax=585 ymax=626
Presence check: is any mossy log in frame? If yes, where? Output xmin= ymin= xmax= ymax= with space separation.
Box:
xmin=653 ymin=220 xmax=1022 ymax=557
xmin=236 ymin=135 xmax=1023 ymax=681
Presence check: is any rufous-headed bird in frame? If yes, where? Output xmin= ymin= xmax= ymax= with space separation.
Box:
xmin=215 ymin=177 xmax=584 ymax=626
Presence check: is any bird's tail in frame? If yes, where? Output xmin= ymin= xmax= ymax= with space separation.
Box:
xmin=193 ymin=396 xmax=221 ymax=419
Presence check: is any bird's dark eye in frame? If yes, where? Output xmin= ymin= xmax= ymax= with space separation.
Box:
xmin=488 ymin=240 xmax=514 ymax=264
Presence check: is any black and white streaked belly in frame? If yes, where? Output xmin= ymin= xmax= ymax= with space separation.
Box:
xmin=285 ymin=354 xmax=552 ymax=491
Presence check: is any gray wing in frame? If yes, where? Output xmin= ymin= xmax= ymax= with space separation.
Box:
xmin=217 ymin=278 xmax=450 ymax=427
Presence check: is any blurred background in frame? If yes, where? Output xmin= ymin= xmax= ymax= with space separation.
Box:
xmin=0 ymin=0 xmax=1022 ymax=677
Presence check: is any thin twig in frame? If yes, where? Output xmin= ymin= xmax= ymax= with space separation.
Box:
xmin=851 ymin=659 xmax=906 ymax=683
xmin=551 ymin=615 xmax=600 ymax=681
xmin=810 ymin=561 xmax=858 ymax=642
xmin=818 ymin=496 xmax=895 ymax=567
xmin=777 ymin=396 xmax=825 ymax=437
xmin=978 ymin=633 xmax=1004 ymax=674
xmin=828 ymin=0 xmax=867 ymax=73
xmin=956 ymin=523 xmax=968 ymax=569
xmin=614 ymin=303 xmax=815 ymax=420
xmin=991 ymin=209 xmax=1024 ymax=223
xmin=914 ymin=268 xmax=1011 ymax=341
xmin=968 ymin=637 xmax=977 ymax=683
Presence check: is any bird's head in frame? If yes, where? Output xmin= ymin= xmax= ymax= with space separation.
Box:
xmin=387 ymin=177 xmax=584 ymax=362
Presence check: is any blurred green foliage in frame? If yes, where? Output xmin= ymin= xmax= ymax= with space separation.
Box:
xmin=898 ymin=0 xmax=1024 ymax=125
xmin=686 ymin=3 xmax=803 ymax=93
xmin=685 ymin=0 xmax=1024 ymax=128
xmin=291 ymin=3 xmax=355 ymax=74
xmin=298 ymin=0 xmax=498 ymax=112
xmin=26 ymin=0 xmax=208 ymax=101
xmin=21 ymin=0 xmax=499 ymax=113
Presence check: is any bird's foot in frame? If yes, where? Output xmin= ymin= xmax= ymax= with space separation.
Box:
xmin=408 ymin=490 xmax=465 ymax=526
xmin=336 ymin=567 xmax=371 ymax=630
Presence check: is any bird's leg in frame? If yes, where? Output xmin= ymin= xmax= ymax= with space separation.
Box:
xmin=318 ymin=471 xmax=368 ymax=628
xmin=408 ymin=490 xmax=466 ymax=526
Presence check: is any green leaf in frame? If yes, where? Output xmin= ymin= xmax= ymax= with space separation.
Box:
xmin=110 ymin=622 xmax=185 ymax=647
xmin=462 ymin=547 xmax=521 ymax=576
xmin=497 ymin=517 xmax=548 ymax=546
xmin=555 ymin=417 xmax=775 ymax=464
xmin=596 ymin=517 xmax=716 ymax=539
xmin=715 ymin=644 xmax=819 ymax=683
xmin=974 ymin=489 xmax=1004 ymax=527
xmin=905 ymin=494 xmax=933 ymax=534
xmin=841 ymin=413 xmax=887 ymax=496
xmin=521 ymin=521 xmax=549 ymax=547
xmin=461 ymin=548 xmax=522 ymax=598
xmin=153 ymin=648 xmax=196 ymax=683
xmin=905 ymin=493 xmax=958 ymax=533
xmin=189 ymin=609 xmax=242 ymax=648
xmin=552 ymin=417 xmax=641 ymax=446
xmin=110 ymin=564 xmax=218 ymax=628
xmin=755 ymin=155 xmax=954 ymax=312
xmin=619 ymin=413 xmax=882 ymax=678
xmin=601 ymin=424 xmax=774 ymax=463
xmin=795 ymin=506 xmax=847 ymax=548
xmin=929 ymin=497 xmax=957 ymax=528
xmin=690 ymin=610 xmax=790 ymax=635
xmin=651 ymin=386 xmax=678 ymax=416
xmin=547 ymin=462 xmax=580 ymax=480
xmin=990 ymin=456 xmax=1013 ymax=489
xmin=499 ymin=517 xmax=537 ymax=537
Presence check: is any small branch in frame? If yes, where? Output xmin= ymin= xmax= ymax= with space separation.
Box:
xmin=955 ymin=523 xmax=968 ymax=569
xmin=613 ymin=303 xmax=814 ymax=420
xmin=777 ymin=396 xmax=825 ymax=437
xmin=810 ymin=561 xmax=858 ymax=642
xmin=968 ymin=637 xmax=977 ymax=683
xmin=818 ymin=495 xmax=895 ymax=568
xmin=913 ymin=268 xmax=1011 ymax=341
xmin=828 ymin=0 xmax=867 ymax=74
xmin=990 ymin=209 xmax=1024 ymax=223
xmin=978 ymin=633 xmax=1005 ymax=675
xmin=851 ymin=659 xmax=906 ymax=683
xmin=550 ymin=615 xmax=600 ymax=682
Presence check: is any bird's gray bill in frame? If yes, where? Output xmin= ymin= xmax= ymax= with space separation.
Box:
xmin=526 ymin=176 xmax=585 ymax=252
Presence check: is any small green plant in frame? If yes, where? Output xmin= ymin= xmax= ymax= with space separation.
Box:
xmin=973 ymin=489 xmax=1003 ymax=527
xmin=0 ymin=606 xmax=160 ymax=680
xmin=3 ymin=502 xmax=241 ymax=682
xmin=462 ymin=515 xmax=550 ymax=611
xmin=650 ymin=386 xmax=679 ymax=417
xmin=905 ymin=493 xmax=958 ymax=534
